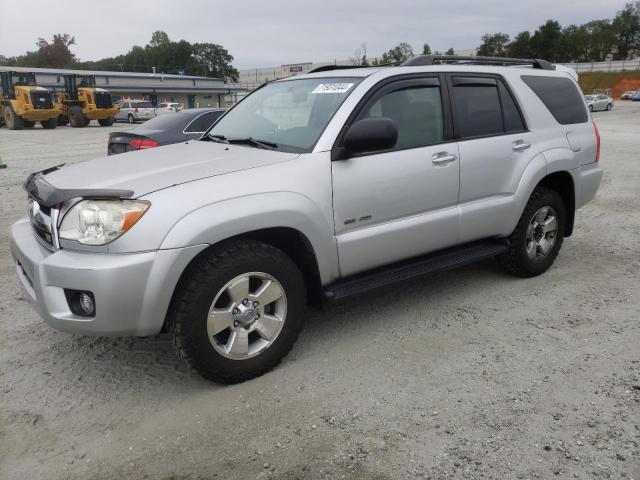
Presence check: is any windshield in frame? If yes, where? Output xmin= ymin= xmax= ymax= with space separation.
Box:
xmin=584 ymin=95 xmax=594 ymax=101
xmin=78 ymin=76 xmax=95 ymax=88
xmin=207 ymin=77 xmax=362 ymax=153
xmin=11 ymin=73 xmax=36 ymax=86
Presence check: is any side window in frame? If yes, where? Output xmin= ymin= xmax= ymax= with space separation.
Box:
xmin=451 ymin=78 xmax=503 ymax=138
xmin=497 ymin=80 xmax=525 ymax=132
xmin=521 ymin=75 xmax=588 ymax=125
xmin=185 ymin=111 xmax=224 ymax=132
xmin=359 ymin=84 xmax=444 ymax=149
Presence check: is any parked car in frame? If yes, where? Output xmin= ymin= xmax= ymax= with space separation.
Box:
xmin=632 ymin=92 xmax=640 ymax=101
xmin=156 ymin=102 xmax=183 ymax=114
xmin=584 ymin=94 xmax=613 ymax=112
xmin=620 ymin=90 xmax=637 ymax=100
xmin=108 ymin=108 xmax=226 ymax=155
xmin=114 ymin=100 xmax=156 ymax=123
xmin=11 ymin=56 xmax=602 ymax=383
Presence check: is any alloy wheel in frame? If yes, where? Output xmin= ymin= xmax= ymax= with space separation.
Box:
xmin=526 ymin=206 xmax=558 ymax=262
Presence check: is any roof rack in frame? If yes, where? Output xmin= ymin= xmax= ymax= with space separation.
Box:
xmin=401 ymin=55 xmax=555 ymax=70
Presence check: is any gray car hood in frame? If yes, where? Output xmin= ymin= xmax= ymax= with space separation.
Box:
xmin=44 ymin=141 xmax=299 ymax=197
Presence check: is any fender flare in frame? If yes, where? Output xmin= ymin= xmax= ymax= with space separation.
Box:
xmin=159 ymin=191 xmax=339 ymax=284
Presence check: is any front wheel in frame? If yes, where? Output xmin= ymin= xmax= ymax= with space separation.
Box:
xmin=4 ymin=106 xmax=24 ymax=130
xmin=128 ymin=114 xmax=135 ymax=124
xmin=98 ymin=117 xmax=114 ymax=126
xmin=167 ymin=239 xmax=306 ymax=383
xmin=497 ymin=187 xmax=566 ymax=278
xmin=606 ymin=103 xmax=613 ymax=111
xmin=589 ymin=104 xmax=594 ymax=112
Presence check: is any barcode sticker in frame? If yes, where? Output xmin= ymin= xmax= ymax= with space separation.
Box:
xmin=311 ymin=83 xmax=354 ymax=94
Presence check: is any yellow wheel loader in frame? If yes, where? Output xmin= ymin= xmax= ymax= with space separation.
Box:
xmin=57 ymin=74 xmax=119 ymax=127
xmin=0 ymin=71 xmax=61 ymax=130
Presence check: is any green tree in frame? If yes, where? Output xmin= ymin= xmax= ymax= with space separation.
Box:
xmin=530 ymin=20 xmax=563 ymax=61
xmin=149 ymin=31 xmax=171 ymax=49
xmin=477 ymin=33 xmax=510 ymax=57
xmin=584 ymin=20 xmax=617 ymax=61
xmin=561 ymin=25 xmax=591 ymax=62
xmin=612 ymin=2 xmax=640 ymax=59
xmin=506 ymin=31 xmax=532 ymax=58
xmin=32 ymin=33 xmax=77 ymax=68
xmin=445 ymin=47 xmax=455 ymax=55
xmin=191 ymin=42 xmax=239 ymax=81
xmin=373 ymin=42 xmax=414 ymax=64
xmin=422 ymin=43 xmax=431 ymax=55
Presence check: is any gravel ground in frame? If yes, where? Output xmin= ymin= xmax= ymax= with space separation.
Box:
xmin=0 ymin=107 xmax=638 ymax=480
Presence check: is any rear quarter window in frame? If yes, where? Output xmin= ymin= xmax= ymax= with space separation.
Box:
xmin=521 ymin=75 xmax=588 ymax=125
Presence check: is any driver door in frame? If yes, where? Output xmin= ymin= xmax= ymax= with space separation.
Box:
xmin=331 ymin=76 xmax=460 ymax=276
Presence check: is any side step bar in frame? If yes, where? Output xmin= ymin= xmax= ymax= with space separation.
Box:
xmin=323 ymin=240 xmax=508 ymax=301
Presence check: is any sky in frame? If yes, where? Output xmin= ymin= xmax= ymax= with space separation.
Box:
xmin=0 ymin=0 xmax=630 ymax=70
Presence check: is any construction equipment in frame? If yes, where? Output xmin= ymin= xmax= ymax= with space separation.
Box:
xmin=0 ymin=71 xmax=61 ymax=130
xmin=56 ymin=74 xmax=119 ymax=127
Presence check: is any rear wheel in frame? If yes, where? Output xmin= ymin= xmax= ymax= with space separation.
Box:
xmin=497 ymin=187 xmax=566 ymax=278
xmin=41 ymin=117 xmax=57 ymax=129
xmin=98 ymin=117 xmax=114 ymax=126
xmin=128 ymin=114 xmax=135 ymax=124
xmin=4 ymin=106 xmax=24 ymax=130
xmin=606 ymin=103 xmax=613 ymax=111
xmin=167 ymin=239 xmax=306 ymax=383
xmin=57 ymin=115 xmax=69 ymax=126
xmin=589 ymin=104 xmax=594 ymax=112
xmin=68 ymin=106 xmax=88 ymax=127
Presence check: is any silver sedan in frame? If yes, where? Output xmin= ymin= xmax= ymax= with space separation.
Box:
xmin=585 ymin=94 xmax=613 ymax=112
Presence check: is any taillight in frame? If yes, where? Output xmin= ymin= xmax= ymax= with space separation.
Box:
xmin=129 ymin=138 xmax=159 ymax=150
xmin=593 ymin=121 xmax=601 ymax=162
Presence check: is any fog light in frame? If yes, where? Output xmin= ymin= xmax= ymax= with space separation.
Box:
xmin=79 ymin=292 xmax=95 ymax=316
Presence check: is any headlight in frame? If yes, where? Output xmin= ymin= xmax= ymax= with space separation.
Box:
xmin=59 ymin=199 xmax=150 ymax=245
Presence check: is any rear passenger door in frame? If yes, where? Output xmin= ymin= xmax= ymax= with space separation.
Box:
xmin=332 ymin=75 xmax=460 ymax=276
xmin=447 ymin=74 xmax=533 ymax=243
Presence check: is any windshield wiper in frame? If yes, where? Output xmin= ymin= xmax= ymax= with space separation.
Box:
xmin=227 ymin=137 xmax=278 ymax=150
xmin=205 ymin=134 xmax=230 ymax=144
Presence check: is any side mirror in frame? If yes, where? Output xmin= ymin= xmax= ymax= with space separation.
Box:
xmin=342 ymin=117 xmax=398 ymax=157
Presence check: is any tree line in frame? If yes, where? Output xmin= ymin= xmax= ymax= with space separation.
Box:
xmin=354 ymin=2 xmax=640 ymax=65
xmin=0 ymin=31 xmax=239 ymax=81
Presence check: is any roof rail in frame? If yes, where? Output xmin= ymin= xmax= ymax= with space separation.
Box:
xmin=401 ymin=55 xmax=555 ymax=70
xmin=308 ymin=64 xmax=369 ymax=73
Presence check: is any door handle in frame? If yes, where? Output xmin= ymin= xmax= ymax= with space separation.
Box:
xmin=431 ymin=152 xmax=457 ymax=164
xmin=512 ymin=141 xmax=531 ymax=152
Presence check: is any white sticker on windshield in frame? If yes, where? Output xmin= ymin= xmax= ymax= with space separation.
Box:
xmin=311 ymin=83 xmax=354 ymax=94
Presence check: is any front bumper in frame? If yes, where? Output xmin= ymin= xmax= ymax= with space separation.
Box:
xmin=9 ymin=219 xmax=207 ymax=336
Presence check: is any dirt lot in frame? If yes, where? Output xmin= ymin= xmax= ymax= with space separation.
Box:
xmin=0 ymin=107 xmax=638 ymax=480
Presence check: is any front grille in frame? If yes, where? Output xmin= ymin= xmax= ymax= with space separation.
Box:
xmin=30 ymin=91 xmax=53 ymax=110
xmin=95 ymin=91 xmax=113 ymax=109
xmin=29 ymin=199 xmax=55 ymax=248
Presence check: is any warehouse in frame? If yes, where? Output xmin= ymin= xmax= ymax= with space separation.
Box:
xmin=0 ymin=66 xmax=245 ymax=108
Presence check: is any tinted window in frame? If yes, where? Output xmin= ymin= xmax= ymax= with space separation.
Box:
xmin=360 ymin=85 xmax=444 ymax=149
xmin=132 ymin=113 xmax=185 ymax=130
xmin=521 ymin=75 xmax=588 ymax=124
xmin=185 ymin=111 xmax=225 ymax=132
xmin=498 ymin=81 xmax=525 ymax=132
xmin=451 ymin=80 xmax=503 ymax=138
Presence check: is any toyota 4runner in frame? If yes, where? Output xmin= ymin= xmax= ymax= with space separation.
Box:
xmin=10 ymin=55 xmax=603 ymax=383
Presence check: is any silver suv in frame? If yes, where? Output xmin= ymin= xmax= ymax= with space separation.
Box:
xmin=10 ymin=56 xmax=603 ymax=383
xmin=114 ymin=99 xmax=156 ymax=123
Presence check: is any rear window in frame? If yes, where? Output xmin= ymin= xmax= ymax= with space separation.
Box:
xmin=185 ymin=111 xmax=225 ymax=132
xmin=521 ymin=75 xmax=588 ymax=125
xmin=133 ymin=113 xmax=185 ymax=130
xmin=134 ymin=101 xmax=154 ymax=109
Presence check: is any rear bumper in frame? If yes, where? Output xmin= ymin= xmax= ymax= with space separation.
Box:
xmin=85 ymin=106 xmax=119 ymax=120
xmin=21 ymin=108 xmax=60 ymax=121
xmin=575 ymin=162 xmax=603 ymax=210
xmin=9 ymin=218 xmax=207 ymax=336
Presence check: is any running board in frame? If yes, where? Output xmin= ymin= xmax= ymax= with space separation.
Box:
xmin=323 ymin=240 xmax=507 ymax=301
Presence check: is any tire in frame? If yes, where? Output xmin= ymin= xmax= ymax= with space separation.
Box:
xmin=57 ymin=115 xmax=69 ymax=126
xmin=497 ymin=187 xmax=566 ymax=278
xmin=23 ymin=120 xmax=35 ymax=128
xmin=167 ymin=239 xmax=306 ymax=383
xmin=606 ymin=103 xmax=613 ymax=111
xmin=589 ymin=104 xmax=593 ymax=112
xmin=40 ymin=117 xmax=57 ymax=129
xmin=68 ymin=106 xmax=88 ymax=127
xmin=128 ymin=114 xmax=135 ymax=124
xmin=98 ymin=117 xmax=114 ymax=127
xmin=4 ymin=106 xmax=24 ymax=130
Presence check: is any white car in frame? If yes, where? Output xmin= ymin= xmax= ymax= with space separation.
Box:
xmin=114 ymin=100 xmax=157 ymax=124
xmin=156 ymin=102 xmax=183 ymax=114
xmin=584 ymin=94 xmax=613 ymax=112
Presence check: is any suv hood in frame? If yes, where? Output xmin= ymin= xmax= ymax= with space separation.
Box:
xmin=42 ymin=141 xmax=299 ymax=198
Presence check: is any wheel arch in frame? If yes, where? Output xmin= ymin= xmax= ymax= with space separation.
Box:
xmin=536 ymin=171 xmax=575 ymax=237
